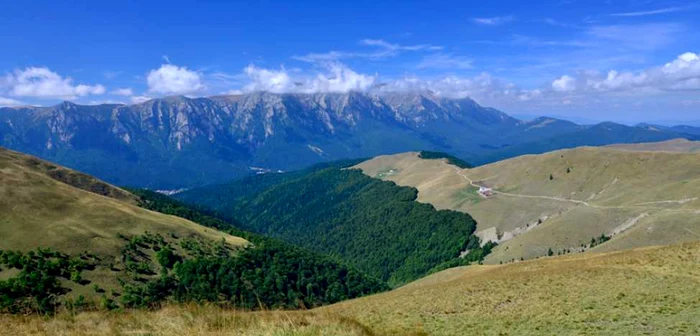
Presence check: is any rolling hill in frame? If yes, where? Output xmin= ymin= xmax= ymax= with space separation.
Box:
xmin=0 ymin=146 xmax=247 ymax=257
xmin=607 ymin=138 xmax=700 ymax=153
xmin=0 ymin=147 xmax=386 ymax=313
xmin=355 ymin=146 xmax=700 ymax=263
xmin=323 ymin=240 xmax=700 ymax=335
xmin=176 ymin=162 xmax=488 ymax=286
xmin=0 ymin=145 xmax=245 ymax=310
xmin=4 ymin=240 xmax=699 ymax=335
xmin=472 ymin=121 xmax=698 ymax=165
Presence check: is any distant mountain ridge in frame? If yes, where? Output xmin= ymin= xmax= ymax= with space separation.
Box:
xmin=1 ymin=91 xmax=697 ymax=188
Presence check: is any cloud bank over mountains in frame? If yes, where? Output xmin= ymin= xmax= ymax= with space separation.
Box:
xmin=2 ymin=67 xmax=105 ymax=101
xmin=551 ymin=52 xmax=700 ymax=93
xmin=1 ymin=49 xmax=699 ymax=120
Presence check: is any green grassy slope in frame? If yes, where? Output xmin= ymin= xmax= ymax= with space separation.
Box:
xmin=473 ymin=122 xmax=697 ymax=165
xmin=325 ymin=241 xmax=700 ymax=335
xmin=0 ymin=147 xmax=385 ymax=313
xmin=177 ymin=165 xmax=485 ymax=286
xmin=174 ymin=159 xmax=364 ymax=209
xmin=606 ymin=138 xmax=700 ymax=153
xmin=5 ymin=241 xmax=699 ymax=335
xmin=0 ymin=146 xmax=248 ymax=310
xmin=355 ymin=147 xmax=700 ymax=263
xmin=0 ymin=146 xmax=247 ymax=256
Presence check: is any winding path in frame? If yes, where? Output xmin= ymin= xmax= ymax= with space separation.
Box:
xmin=452 ymin=167 xmax=699 ymax=213
xmin=452 ymin=167 xmax=592 ymax=206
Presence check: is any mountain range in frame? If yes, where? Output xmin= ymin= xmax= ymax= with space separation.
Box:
xmin=2 ymin=138 xmax=699 ymax=334
xmin=2 ymin=91 xmax=698 ymax=188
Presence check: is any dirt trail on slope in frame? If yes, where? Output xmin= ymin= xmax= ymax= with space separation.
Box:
xmin=453 ymin=167 xmax=592 ymax=206
xmin=453 ymin=167 xmax=699 ymax=213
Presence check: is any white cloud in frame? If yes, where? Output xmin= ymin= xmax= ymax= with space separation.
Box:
xmin=510 ymin=35 xmax=590 ymax=48
xmin=103 ymin=71 xmax=123 ymax=79
xmin=610 ymin=6 xmax=691 ymax=17
xmin=111 ymin=87 xmax=134 ymax=96
xmin=551 ymin=52 xmax=700 ymax=92
xmin=585 ymin=23 xmax=683 ymax=51
xmin=472 ymin=16 xmax=514 ymax=25
xmin=543 ymin=18 xmax=583 ymax=29
xmin=417 ymin=53 xmax=473 ymax=70
xmin=378 ymin=73 xmax=522 ymax=101
xmin=370 ymin=52 xmax=700 ymax=111
xmin=293 ymin=39 xmax=442 ymax=62
xmin=4 ymin=67 xmax=105 ymax=99
xmin=293 ymin=51 xmax=353 ymax=63
xmin=310 ymin=64 xmax=376 ymax=92
xmin=662 ymin=52 xmax=700 ymax=74
xmin=146 ymin=64 xmax=204 ymax=95
xmin=130 ymin=95 xmax=152 ymax=104
xmin=552 ymin=75 xmax=576 ymax=92
xmin=242 ymin=65 xmax=293 ymax=93
xmin=85 ymin=99 xmax=126 ymax=105
xmin=0 ymin=97 xmax=23 ymax=106
xmin=359 ymin=39 xmax=442 ymax=52
xmin=518 ymin=89 xmax=542 ymax=101
xmin=242 ymin=63 xmax=376 ymax=94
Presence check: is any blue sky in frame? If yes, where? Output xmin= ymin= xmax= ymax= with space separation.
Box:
xmin=1 ymin=0 xmax=699 ymax=124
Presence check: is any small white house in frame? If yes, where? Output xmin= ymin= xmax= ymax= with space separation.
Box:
xmin=478 ymin=186 xmax=493 ymax=196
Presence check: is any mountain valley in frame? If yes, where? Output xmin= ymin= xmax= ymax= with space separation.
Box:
xmin=2 ymin=92 xmax=697 ymax=188
xmin=5 ymin=2 xmax=700 ymax=334
xmin=0 ymin=147 xmax=386 ymax=313
xmin=355 ymin=142 xmax=700 ymax=263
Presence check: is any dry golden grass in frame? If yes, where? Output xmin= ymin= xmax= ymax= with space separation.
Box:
xmin=607 ymin=138 xmax=700 ymax=153
xmin=0 ymin=304 xmax=377 ymax=336
xmin=0 ymin=147 xmax=138 ymax=204
xmin=325 ymin=241 xmax=700 ymax=335
xmin=355 ymin=147 xmax=700 ymax=263
xmin=0 ymin=146 xmax=247 ymax=255
xmin=4 ymin=241 xmax=699 ymax=335
xmin=0 ymin=146 xmax=248 ymax=295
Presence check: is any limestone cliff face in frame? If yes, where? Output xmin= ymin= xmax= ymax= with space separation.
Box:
xmin=1 ymin=92 xmax=513 ymax=153
xmin=1 ymin=91 xmax=684 ymax=188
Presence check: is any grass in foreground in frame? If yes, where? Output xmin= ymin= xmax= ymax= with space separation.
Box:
xmin=0 ymin=304 xmax=381 ymax=336
xmin=327 ymin=241 xmax=700 ymax=335
xmin=4 ymin=241 xmax=699 ymax=335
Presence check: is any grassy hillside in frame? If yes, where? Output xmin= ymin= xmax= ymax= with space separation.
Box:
xmin=0 ymin=147 xmax=385 ymax=313
xmin=326 ymin=241 xmax=700 ymax=335
xmin=0 ymin=306 xmax=379 ymax=336
xmin=0 ymin=146 xmax=245 ymax=311
xmin=1 ymin=146 xmax=138 ymax=204
xmin=418 ymin=150 xmax=473 ymax=168
xmin=355 ymin=147 xmax=700 ymax=263
xmin=607 ymin=138 xmax=700 ymax=153
xmin=177 ymin=165 xmax=487 ymax=286
xmin=474 ymin=122 xmax=698 ymax=165
xmin=175 ymin=159 xmax=365 ymax=209
xmin=5 ymin=241 xmax=699 ymax=335
xmin=0 ymin=146 xmax=247 ymax=257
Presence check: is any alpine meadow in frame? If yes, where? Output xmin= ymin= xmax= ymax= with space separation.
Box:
xmin=2 ymin=1 xmax=700 ymax=335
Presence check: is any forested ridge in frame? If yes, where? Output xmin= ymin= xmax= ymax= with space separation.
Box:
xmin=175 ymin=159 xmax=365 ymax=207
xmin=122 ymin=190 xmax=388 ymax=308
xmin=0 ymin=190 xmax=386 ymax=314
xmin=177 ymin=165 xmax=492 ymax=286
xmin=418 ymin=151 xmax=473 ymax=169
